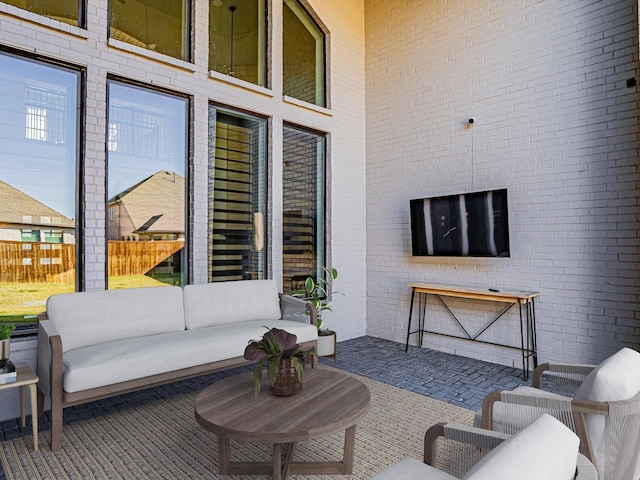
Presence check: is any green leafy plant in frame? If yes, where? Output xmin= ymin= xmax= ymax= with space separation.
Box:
xmin=243 ymin=327 xmax=315 ymax=397
xmin=0 ymin=322 xmax=16 ymax=341
xmin=291 ymin=266 xmax=341 ymax=333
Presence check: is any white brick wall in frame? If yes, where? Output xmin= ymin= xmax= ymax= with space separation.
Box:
xmin=365 ymin=0 xmax=640 ymax=366
xmin=0 ymin=0 xmax=366 ymax=421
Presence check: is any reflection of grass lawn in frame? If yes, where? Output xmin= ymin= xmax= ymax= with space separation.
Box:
xmin=0 ymin=275 xmax=172 ymax=323
xmin=108 ymin=275 xmax=171 ymax=289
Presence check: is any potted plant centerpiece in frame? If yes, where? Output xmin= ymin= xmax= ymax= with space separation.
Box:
xmin=0 ymin=322 xmax=15 ymax=361
xmin=292 ymin=267 xmax=341 ymax=359
xmin=244 ymin=327 xmax=315 ymax=397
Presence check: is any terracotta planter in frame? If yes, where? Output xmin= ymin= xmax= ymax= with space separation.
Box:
xmin=0 ymin=339 xmax=9 ymax=361
xmin=269 ymin=358 xmax=302 ymax=396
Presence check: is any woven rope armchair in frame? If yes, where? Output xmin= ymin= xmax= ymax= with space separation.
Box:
xmin=481 ymin=347 xmax=640 ymax=480
xmin=370 ymin=414 xmax=597 ymax=479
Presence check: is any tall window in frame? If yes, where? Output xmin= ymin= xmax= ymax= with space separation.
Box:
xmin=109 ymin=0 xmax=191 ymax=61
xmin=209 ymin=0 xmax=267 ymax=87
xmin=282 ymin=124 xmax=325 ymax=293
xmin=0 ymin=51 xmax=80 ymax=324
xmin=208 ymin=107 xmax=267 ymax=282
xmin=107 ymin=81 xmax=188 ymax=289
xmin=3 ymin=0 xmax=83 ymax=27
xmin=283 ymin=0 xmax=325 ymax=107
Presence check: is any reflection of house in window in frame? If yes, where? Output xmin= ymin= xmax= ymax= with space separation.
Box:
xmin=107 ymin=171 xmax=185 ymax=281
xmin=107 ymin=122 xmax=120 ymax=152
xmin=108 ymin=104 xmax=169 ymax=159
xmin=26 ymin=105 xmax=47 ymax=141
xmin=0 ymin=180 xmax=75 ymax=243
xmin=25 ymin=85 xmax=67 ymax=144
xmin=107 ymin=171 xmax=185 ymax=242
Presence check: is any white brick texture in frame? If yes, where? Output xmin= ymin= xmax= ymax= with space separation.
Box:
xmin=365 ymin=0 xmax=640 ymax=366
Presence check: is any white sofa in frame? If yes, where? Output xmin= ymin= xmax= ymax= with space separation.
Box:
xmin=37 ymin=279 xmax=318 ymax=451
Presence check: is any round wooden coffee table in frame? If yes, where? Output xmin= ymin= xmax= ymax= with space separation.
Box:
xmin=195 ymin=368 xmax=370 ymax=480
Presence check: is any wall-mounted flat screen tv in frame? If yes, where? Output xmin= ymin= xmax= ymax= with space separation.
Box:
xmin=410 ymin=189 xmax=510 ymax=257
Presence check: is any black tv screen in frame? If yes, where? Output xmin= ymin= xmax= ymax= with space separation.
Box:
xmin=410 ymin=189 xmax=510 ymax=257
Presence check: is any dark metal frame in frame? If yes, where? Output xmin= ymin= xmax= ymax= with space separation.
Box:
xmin=405 ymin=284 xmax=538 ymax=380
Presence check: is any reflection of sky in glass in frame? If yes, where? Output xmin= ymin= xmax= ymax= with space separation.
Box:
xmin=107 ymin=82 xmax=187 ymax=199
xmin=0 ymin=53 xmax=80 ymax=219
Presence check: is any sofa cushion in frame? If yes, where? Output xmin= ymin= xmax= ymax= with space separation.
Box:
xmin=47 ymin=286 xmax=185 ymax=353
xmin=62 ymin=319 xmax=317 ymax=393
xmin=369 ymin=457 xmax=458 ymax=480
xmin=574 ymin=347 xmax=640 ymax=469
xmin=183 ymin=280 xmax=283 ymax=329
xmin=463 ymin=414 xmax=579 ymax=480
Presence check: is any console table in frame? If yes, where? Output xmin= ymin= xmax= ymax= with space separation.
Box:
xmin=406 ymin=283 xmax=540 ymax=380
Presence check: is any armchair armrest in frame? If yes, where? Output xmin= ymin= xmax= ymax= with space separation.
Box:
xmin=424 ymin=422 xmax=597 ymax=480
xmin=481 ymin=389 xmax=606 ymax=463
xmin=424 ymin=422 xmax=509 ymax=466
xmin=533 ymin=362 xmax=596 ymax=389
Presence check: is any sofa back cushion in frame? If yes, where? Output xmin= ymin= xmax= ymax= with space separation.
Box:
xmin=462 ymin=414 xmax=579 ymax=480
xmin=47 ymin=286 xmax=185 ymax=353
xmin=183 ymin=280 xmax=282 ymax=329
xmin=574 ymin=347 xmax=640 ymax=468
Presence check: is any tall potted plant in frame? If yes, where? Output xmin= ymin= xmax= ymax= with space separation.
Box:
xmin=291 ymin=266 xmax=341 ymax=359
xmin=0 ymin=322 xmax=16 ymax=361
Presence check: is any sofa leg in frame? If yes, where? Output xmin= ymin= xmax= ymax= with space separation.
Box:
xmin=50 ymin=404 xmax=63 ymax=452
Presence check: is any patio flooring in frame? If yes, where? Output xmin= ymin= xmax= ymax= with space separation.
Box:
xmin=0 ymin=335 xmax=530 ymax=479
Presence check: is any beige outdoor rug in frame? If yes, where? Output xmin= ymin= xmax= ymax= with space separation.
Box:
xmin=0 ymin=368 xmax=476 ymax=479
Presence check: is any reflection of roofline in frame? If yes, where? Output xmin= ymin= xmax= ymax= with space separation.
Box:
xmin=0 ymin=180 xmax=74 ymax=228
xmin=107 ymin=171 xmax=184 ymax=235
xmin=0 ymin=222 xmax=75 ymax=231
xmin=108 ymin=170 xmax=183 ymax=204
xmin=108 ymin=176 xmax=151 ymax=203
xmin=135 ymin=214 xmax=163 ymax=233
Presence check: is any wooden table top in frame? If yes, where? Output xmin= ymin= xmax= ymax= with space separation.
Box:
xmin=408 ymin=282 xmax=540 ymax=303
xmin=195 ymin=368 xmax=370 ymax=444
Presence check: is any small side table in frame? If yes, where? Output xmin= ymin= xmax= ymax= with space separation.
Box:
xmin=0 ymin=362 xmax=39 ymax=451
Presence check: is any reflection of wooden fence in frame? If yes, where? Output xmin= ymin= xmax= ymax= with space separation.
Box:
xmin=0 ymin=240 xmax=75 ymax=283
xmin=0 ymin=240 xmax=184 ymax=283
xmin=108 ymin=241 xmax=183 ymax=277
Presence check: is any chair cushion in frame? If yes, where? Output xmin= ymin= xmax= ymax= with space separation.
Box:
xmin=183 ymin=280 xmax=283 ymax=329
xmin=462 ymin=414 xmax=579 ymax=480
xmin=574 ymin=347 xmax=640 ymax=469
xmin=369 ymin=457 xmax=458 ymax=480
xmin=575 ymin=348 xmax=640 ymax=402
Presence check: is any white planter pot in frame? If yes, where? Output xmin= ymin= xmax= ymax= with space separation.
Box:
xmin=0 ymin=339 xmax=9 ymax=360
xmin=316 ymin=331 xmax=336 ymax=358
